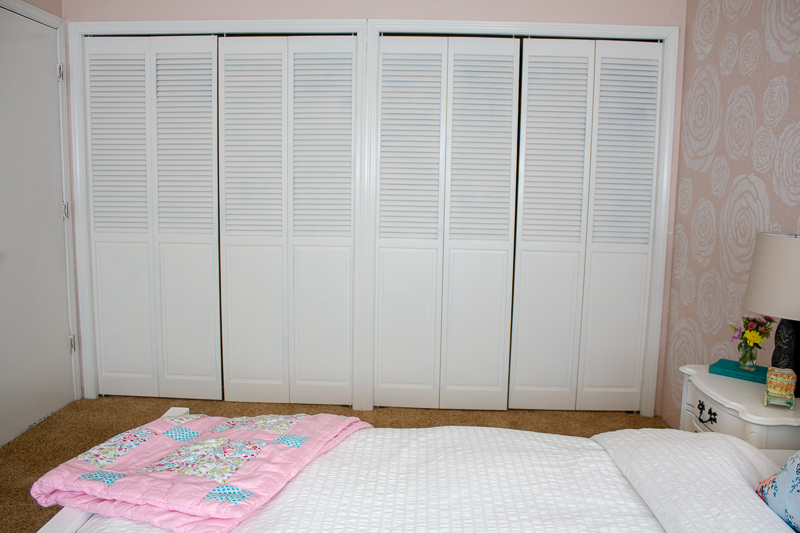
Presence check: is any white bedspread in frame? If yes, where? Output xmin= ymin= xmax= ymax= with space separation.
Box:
xmin=74 ymin=426 xmax=793 ymax=533
xmin=79 ymin=426 xmax=664 ymax=532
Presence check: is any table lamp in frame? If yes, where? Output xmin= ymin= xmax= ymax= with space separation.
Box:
xmin=743 ymin=233 xmax=800 ymax=396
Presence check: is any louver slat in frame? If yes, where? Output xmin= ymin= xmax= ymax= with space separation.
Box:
xmin=379 ymin=52 xmax=443 ymax=240
xmin=292 ymin=52 xmax=353 ymax=237
xmin=222 ymin=53 xmax=284 ymax=236
xmin=89 ymin=54 xmax=149 ymax=232
xmin=155 ymin=53 xmax=216 ymax=234
xmin=448 ymin=54 xmax=516 ymax=241
xmin=522 ymin=55 xmax=591 ymax=243
xmin=591 ymin=56 xmax=660 ymax=245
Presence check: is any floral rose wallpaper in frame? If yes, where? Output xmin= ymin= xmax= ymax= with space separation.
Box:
xmin=660 ymin=0 xmax=800 ymax=427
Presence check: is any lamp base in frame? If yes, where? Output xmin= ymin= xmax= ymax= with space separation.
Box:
xmin=771 ymin=319 xmax=800 ymax=397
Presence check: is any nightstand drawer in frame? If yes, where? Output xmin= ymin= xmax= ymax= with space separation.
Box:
xmin=686 ymin=410 xmax=711 ymax=433
xmin=685 ymin=382 xmax=747 ymax=439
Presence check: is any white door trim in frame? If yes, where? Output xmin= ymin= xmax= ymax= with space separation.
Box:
xmin=57 ymin=23 xmax=82 ymax=400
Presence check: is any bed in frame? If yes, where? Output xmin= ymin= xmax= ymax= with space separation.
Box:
xmin=36 ymin=408 xmax=799 ymax=533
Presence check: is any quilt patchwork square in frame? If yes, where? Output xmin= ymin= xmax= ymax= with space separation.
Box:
xmin=163 ymin=426 xmax=201 ymax=442
xmin=272 ymin=434 xmax=309 ymax=448
xmin=139 ymin=438 xmax=268 ymax=484
xmin=79 ymin=471 xmax=126 ymax=486
xmin=203 ymin=484 xmax=255 ymax=505
xmin=209 ymin=414 xmax=306 ymax=434
xmin=161 ymin=414 xmax=208 ymax=425
xmin=77 ymin=427 xmax=158 ymax=469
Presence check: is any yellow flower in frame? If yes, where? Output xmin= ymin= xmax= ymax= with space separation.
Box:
xmin=743 ymin=330 xmax=763 ymax=347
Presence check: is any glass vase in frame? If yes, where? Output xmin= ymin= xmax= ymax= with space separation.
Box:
xmin=738 ymin=343 xmax=758 ymax=371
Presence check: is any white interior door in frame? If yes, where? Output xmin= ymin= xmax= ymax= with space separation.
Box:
xmin=373 ymin=37 xmax=448 ymax=408
xmin=219 ymin=36 xmax=290 ymax=402
xmin=510 ymin=39 xmax=661 ymax=411
xmin=85 ymin=37 xmax=159 ymax=397
xmin=287 ymin=36 xmax=356 ymax=405
xmin=374 ymin=36 xmax=517 ymax=410
xmin=509 ymin=39 xmax=596 ymax=410
xmin=220 ymin=35 xmax=357 ymax=405
xmin=151 ymin=36 xmax=221 ymax=400
xmin=576 ymin=40 xmax=662 ymax=411
xmin=0 ymin=6 xmax=74 ymax=446
xmin=439 ymin=37 xmax=519 ymax=410
xmin=85 ymin=36 xmax=222 ymax=400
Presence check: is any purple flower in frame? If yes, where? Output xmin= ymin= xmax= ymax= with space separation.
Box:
xmin=731 ymin=327 xmax=743 ymax=341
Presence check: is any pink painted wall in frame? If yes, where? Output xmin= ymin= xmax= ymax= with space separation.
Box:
xmin=25 ymin=0 xmax=60 ymax=17
xmin=60 ymin=0 xmax=689 ymax=421
xmin=660 ymin=0 xmax=800 ymax=428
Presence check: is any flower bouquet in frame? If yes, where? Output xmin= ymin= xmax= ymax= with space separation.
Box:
xmin=730 ymin=315 xmax=776 ymax=370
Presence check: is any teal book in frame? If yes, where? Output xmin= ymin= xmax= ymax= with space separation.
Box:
xmin=709 ymin=358 xmax=768 ymax=384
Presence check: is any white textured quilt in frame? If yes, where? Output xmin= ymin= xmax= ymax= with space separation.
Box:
xmin=74 ymin=426 xmax=790 ymax=533
xmin=78 ymin=426 xmax=662 ymax=532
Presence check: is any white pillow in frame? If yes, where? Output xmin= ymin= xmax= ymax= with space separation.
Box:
xmin=592 ymin=429 xmax=793 ymax=533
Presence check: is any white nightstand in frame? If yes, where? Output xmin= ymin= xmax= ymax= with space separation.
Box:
xmin=680 ymin=364 xmax=800 ymax=451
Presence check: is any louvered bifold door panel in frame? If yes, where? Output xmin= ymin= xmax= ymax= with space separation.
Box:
xmin=439 ymin=37 xmax=519 ymax=410
xmin=151 ymin=36 xmax=221 ymax=400
xmin=508 ymin=40 xmax=596 ymax=410
xmin=85 ymin=37 xmax=159 ymax=397
xmin=287 ymin=36 xmax=356 ymax=405
xmin=374 ymin=37 xmax=448 ymax=408
xmin=577 ymin=40 xmax=662 ymax=411
xmin=219 ymin=37 xmax=289 ymax=403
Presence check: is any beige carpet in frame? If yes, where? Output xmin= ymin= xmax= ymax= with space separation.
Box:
xmin=0 ymin=396 xmax=670 ymax=532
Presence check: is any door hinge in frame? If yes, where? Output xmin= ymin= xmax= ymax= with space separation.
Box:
xmin=69 ymin=334 xmax=77 ymax=352
xmin=57 ymin=63 xmax=64 ymax=82
xmin=62 ymin=201 xmax=69 ymax=220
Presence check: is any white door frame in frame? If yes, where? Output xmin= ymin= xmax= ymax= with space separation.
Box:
xmin=68 ymin=19 xmax=678 ymax=416
xmin=0 ymin=0 xmax=81 ymax=400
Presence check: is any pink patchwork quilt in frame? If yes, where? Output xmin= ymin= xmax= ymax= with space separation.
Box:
xmin=31 ymin=413 xmax=371 ymax=533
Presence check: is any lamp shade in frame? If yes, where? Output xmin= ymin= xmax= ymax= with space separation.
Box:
xmin=743 ymin=233 xmax=800 ymax=321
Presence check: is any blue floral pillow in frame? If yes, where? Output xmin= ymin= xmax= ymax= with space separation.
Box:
xmin=757 ymin=450 xmax=800 ymax=532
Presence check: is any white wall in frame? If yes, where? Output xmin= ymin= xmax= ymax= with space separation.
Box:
xmin=22 ymin=0 xmax=59 ymax=17
xmin=61 ymin=0 xmax=684 ymax=26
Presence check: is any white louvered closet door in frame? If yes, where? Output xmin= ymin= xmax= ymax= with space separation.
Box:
xmin=374 ymin=37 xmax=517 ymax=409
xmin=374 ymin=37 xmax=448 ymax=408
xmin=151 ymin=37 xmax=221 ymax=400
xmin=509 ymin=40 xmax=596 ymax=410
xmin=85 ymin=36 xmax=222 ymax=400
xmin=287 ymin=36 xmax=357 ymax=405
xmin=85 ymin=37 xmax=158 ymax=397
xmin=576 ymin=40 xmax=662 ymax=410
xmin=439 ymin=38 xmax=519 ymax=410
xmin=219 ymin=37 xmax=289 ymax=402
